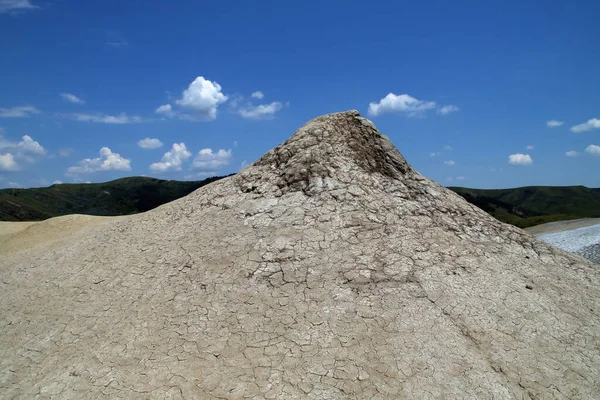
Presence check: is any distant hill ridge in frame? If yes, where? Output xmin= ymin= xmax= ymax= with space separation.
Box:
xmin=0 ymin=175 xmax=231 ymax=221
xmin=1 ymin=177 xmax=598 ymax=227
xmin=449 ymin=185 xmax=600 ymax=228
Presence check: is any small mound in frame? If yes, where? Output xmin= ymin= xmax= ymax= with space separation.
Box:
xmin=1 ymin=111 xmax=599 ymax=399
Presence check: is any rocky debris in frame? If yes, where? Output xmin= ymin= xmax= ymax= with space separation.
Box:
xmin=1 ymin=110 xmax=600 ymax=399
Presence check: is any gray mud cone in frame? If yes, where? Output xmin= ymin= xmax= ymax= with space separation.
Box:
xmin=2 ymin=110 xmax=599 ymax=399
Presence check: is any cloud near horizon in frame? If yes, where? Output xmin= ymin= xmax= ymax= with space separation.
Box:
xmin=508 ymin=153 xmax=533 ymax=166
xmin=67 ymin=147 xmax=131 ymax=174
xmin=149 ymin=143 xmax=192 ymax=173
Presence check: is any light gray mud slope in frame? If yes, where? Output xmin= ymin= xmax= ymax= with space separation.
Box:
xmin=2 ymin=111 xmax=600 ymax=399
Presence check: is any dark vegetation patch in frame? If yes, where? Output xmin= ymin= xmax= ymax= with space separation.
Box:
xmin=449 ymin=185 xmax=600 ymax=228
xmin=0 ymin=175 xmax=231 ymax=221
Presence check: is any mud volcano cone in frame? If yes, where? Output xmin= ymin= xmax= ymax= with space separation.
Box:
xmin=2 ymin=111 xmax=599 ymax=399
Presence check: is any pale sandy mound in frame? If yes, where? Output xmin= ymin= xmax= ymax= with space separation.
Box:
xmin=0 ymin=214 xmax=121 ymax=256
xmin=1 ymin=111 xmax=599 ymax=399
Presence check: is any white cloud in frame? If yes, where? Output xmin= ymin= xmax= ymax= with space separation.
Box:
xmin=193 ymin=148 xmax=232 ymax=170
xmin=585 ymin=144 xmax=600 ymax=155
xmin=17 ymin=135 xmax=45 ymax=154
xmin=429 ymin=152 xmax=440 ymax=157
xmin=546 ymin=120 xmax=564 ymax=128
xmin=508 ymin=153 xmax=533 ymax=166
xmin=444 ymin=145 xmax=452 ymax=151
xmin=155 ymin=104 xmax=174 ymax=117
xmin=251 ymin=91 xmax=264 ymax=99
xmin=0 ymin=153 xmax=18 ymax=171
xmin=368 ymin=93 xmax=436 ymax=117
xmin=8 ymin=181 xmax=21 ymax=188
xmin=526 ymin=145 xmax=534 ymax=150
xmin=67 ymin=147 xmax=131 ymax=174
xmin=565 ymin=150 xmax=579 ymax=157
xmin=52 ymin=180 xmax=63 ymax=185
xmin=438 ymin=105 xmax=460 ymax=115
xmin=64 ymin=113 xmax=142 ymax=124
xmin=0 ymin=106 xmax=40 ymax=118
xmin=233 ymin=140 xmax=238 ymax=147
xmin=571 ymin=118 xmax=600 ymax=133
xmin=175 ymin=76 xmax=228 ymax=120
xmin=0 ymin=134 xmax=46 ymax=171
xmin=240 ymin=160 xmax=249 ymax=169
xmin=444 ymin=160 xmax=455 ymax=166
xmin=0 ymin=0 xmax=38 ymax=14
xmin=149 ymin=143 xmax=192 ymax=173
xmin=59 ymin=148 xmax=72 ymax=157
xmin=238 ymin=102 xmax=283 ymax=119
xmin=137 ymin=138 xmax=163 ymax=149
xmin=60 ymin=93 xmax=85 ymax=104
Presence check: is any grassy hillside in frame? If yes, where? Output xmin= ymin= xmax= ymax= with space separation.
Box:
xmin=2 ymin=178 xmax=598 ymax=228
xmin=0 ymin=175 xmax=230 ymax=221
xmin=449 ymin=185 xmax=600 ymax=228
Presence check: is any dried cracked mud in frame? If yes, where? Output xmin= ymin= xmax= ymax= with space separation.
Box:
xmin=1 ymin=111 xmax=600 ymax=399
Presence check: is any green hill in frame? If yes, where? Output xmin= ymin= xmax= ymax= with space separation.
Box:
xmin=2 ymin=178 xmax=598 ymax=228
xmin=0 ymin=175 xmax=230 ymax=222
xmin=449 ymin=185 xmax=600 ymax=228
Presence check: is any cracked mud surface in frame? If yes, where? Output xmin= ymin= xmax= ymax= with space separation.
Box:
xmin=2 ymin=111 xmax=600 ymax=399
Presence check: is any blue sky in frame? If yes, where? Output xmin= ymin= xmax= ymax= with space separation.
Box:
xmin=0 ymin=0 xmax=598 ymax=189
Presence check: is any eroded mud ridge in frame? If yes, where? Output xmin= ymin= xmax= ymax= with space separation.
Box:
xmin=2 ymin=111 xmax=600 ymax=399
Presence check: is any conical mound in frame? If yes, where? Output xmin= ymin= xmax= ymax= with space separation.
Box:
xmin=2 ymin=111 xmax=600 ymax=399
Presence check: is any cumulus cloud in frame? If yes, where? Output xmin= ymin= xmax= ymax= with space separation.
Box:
xmin=368 ymin=93 xmax=437 ymax=117
xmin=444 ymin=145 xmax=452 ymax=151
xmin=508 ymin=153 xmax=533 ymax=166
xmin=0 ymin=153 xmax=18 ymax=171
xmin=52 ymin=180 xmax=63 ymax=185
xmin=193 ymin=148 xmax=232 ymax=170
xmin=429 ymin=152 xmax=440 ymax=157
xmin=67 ymin=147 xmax=131 ymax=174
xmin=565 ymin=150 xmax=579 ymax=157
xmin=438 ymin=105 xmax=460 ymax=115
xmin=175 ymin=76 xmax=228 ymax=120
xmin=17 ymin=135 xmax=46 ymax=154
xmin=251 ymin=91 xmax=264 ymax=99
xmin=585 ymin=144 xmax=600 ymax=155
xmin=60 ymin=93 xmax=85 ymax=104
xmin=444 ymin=160 xmax=455 ymax=166
xmin=155 ymin=104 xmax=174 ymax=117
xmin=7 ymin=181 xmax=21 ymax=188
xmin=59 ymin=148 xmax=73 ymax=157
xmin=149 ymin=143 xmax=192 ymax=173
xmin=526 ymin=145 xmax=534 ymax=150
xmin=546 ymin=120 xmax=564 ymax=128
xmin=0 ymin=0 xmax=38 ymax=14
xmin=238 ymin=102 xmax=283 ymax=119
xmin=63 ymin=112 xmax=142 ymax=124
xmin=0 ymin=134 xmax=46 ymax=171
xmin=0 ymin=106 xmax=40 ymax=118
xmin=137 ymin=138 xmax=163 ymax=149
xmin=571 ymin=118 xmax=600 ymax=133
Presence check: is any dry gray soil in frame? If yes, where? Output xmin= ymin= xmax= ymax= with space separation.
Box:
xmin=1 ymin=111 xmax=599 ymax=399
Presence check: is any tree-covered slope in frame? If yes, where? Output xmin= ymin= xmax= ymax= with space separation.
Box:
xmin=0 ymin=176 xmax=229 ymax=221
xmin=449 ymin=185 xmax=600 ymax=228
